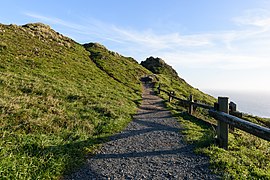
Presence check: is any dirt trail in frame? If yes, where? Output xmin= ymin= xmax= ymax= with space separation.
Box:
xmin=65 ymin=84 xmax=218 ymax=179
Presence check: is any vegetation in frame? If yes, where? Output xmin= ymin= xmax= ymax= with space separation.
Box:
xmin=0 ymin=23 xmax=149 ymax=179
xmin=242 ymin=114 xmax=270 ymax=128
xmin=141 ymin=56 xmax=216 ymax=105
xmin=1 ymin=22 xmax=269 ymax=179
xmin=84 ymin=42 xmax=151 ymax=95
xmin=142 ymin=57 xmax=270 ymax=179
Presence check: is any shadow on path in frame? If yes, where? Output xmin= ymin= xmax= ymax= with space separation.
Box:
xmin=63 ymin=83 xmax=218 ymax=179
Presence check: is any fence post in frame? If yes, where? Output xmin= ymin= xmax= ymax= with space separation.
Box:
xmin=229 ymin=101 xmax=242 ymax=116
xmin=168 ymin=91 xmax=174 ymax=102
xmin=217 ymin=97 xmax=229 ymax=150
xmin=229 ymin=102 xmax=236 ymax=132
xmin=157 ymin=84 xmax=160 ymax=94
xmin=188 ymin=94 xmax=194 ymax=115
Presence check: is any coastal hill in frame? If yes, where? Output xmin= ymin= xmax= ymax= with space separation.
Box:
xmin=0 ymin=23 xmax=150 ymax=179
xmin=0 ymin=23 xmax=269 ymax=179
xmin=141 ymin=56 xmax=215 ymax=105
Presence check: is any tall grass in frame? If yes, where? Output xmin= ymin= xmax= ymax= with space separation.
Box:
xmin=145 ymin=61 xmax=270 ymax=179
xmin=0 ymin=23 xmax=149 ymax=179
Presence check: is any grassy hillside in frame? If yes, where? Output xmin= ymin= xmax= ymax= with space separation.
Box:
xmin=0 ymin=23 xmax=149 ymax=179
xmin=84 ymin=43 xmax=151 ymax=94
xmin=1 ymin=22 xmax=269 ymax=179
xmin=141 ymin=57 xmax=270 ymax=179
xmin=141 ymin=56 xmax=216 ymax=105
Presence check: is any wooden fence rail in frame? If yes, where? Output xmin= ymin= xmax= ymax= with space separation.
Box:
xmin=209 ymin=110 xmax=270 ymax=142
xmin=157 ymin=86 xmax=270 ymax=149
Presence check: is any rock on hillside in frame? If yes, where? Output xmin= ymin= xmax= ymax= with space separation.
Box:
xmin=141 ymin=57 xmax=176 ymax=75
xmin=141 ymin=56 xmax=186 ymax=83
xmin=22 ymin=23 xmax=74 ymax=47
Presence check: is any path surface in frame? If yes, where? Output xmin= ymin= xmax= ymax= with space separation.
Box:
xmin=66 ymin=84 xmax=219 ymax=179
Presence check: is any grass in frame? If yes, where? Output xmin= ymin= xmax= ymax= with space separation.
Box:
xmin=203 ymin=131 xmax=270 ymax=179
xmin=142 ymin=58 xmax=270 ymax=179
xmin=167 ymin=98 xmax=270 ymax=179
xmin=0 ymin=23 xmax=149 ymax=179
xmin=175 ymin=111 xmax=270 ymax=179
xmin=242 ymin=114 xmax=270 ymax=128
xmin=155 ymin=74 xmax=216 ymax=105
xmin=1 ymin=22 xmax=269 ymax=179
xmin=84 ymin=42 xmax=151 ymax=93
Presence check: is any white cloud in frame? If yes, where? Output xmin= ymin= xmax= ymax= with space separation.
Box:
xmin=24 ymin=10 xmax=270 ymax=91
xmin=25 ymin=12 xmax=85 ymax=30
xmin=233 ymin=9 xmax=270 ymax=29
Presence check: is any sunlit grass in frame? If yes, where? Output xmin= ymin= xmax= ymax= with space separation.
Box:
xmin=150 ymin=61 xmax=270 ymax=179
xmin=0 ymin=23 xmax=149 ymax=179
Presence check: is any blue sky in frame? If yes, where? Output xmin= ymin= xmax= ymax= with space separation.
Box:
xmin=1 ymin=0 xmax=270 ymax=92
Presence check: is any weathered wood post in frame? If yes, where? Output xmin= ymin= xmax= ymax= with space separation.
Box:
xmin=194 ymin=100 xmax=198 ymax=113
xmin=217 ymin=97 xmax=229 ymax=149
xmin=157 ymin=84 xmax=160 ymax=94
xmin=229 ymin=102 xmax=236 ymax=112
xmin=229 ymin=101 xmax=242 ymax=118
xmin=229 ymin=102 xmax=236 ymax=132
xmin=168 ymin=91 xmax=174 ymax=102
xmin=188 ymin=94 xmax=194 ymax=115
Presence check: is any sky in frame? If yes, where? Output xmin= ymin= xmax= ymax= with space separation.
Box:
xmin=1 ymin=0 xmax=270 ymax=92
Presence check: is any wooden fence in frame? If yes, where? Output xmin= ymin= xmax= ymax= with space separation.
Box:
xmin=157 ymin=86 xmax=270 ymax=149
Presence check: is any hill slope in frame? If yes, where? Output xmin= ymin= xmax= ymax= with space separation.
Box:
xmin=1 ymin=23 xmax=269 ymax=179
xmin=0 ymin=23 xmax=149 ymax=179
xmin=141 ymin=57 xmax=270 ymax=179
xmin=83 ymin=42 xmax=151 ymax=94
xmin=141 ymin=56 xmax=215 ymax=105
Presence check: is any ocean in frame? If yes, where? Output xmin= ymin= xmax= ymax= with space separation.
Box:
xmin=203 ymin=90 xmax=270 ymax=118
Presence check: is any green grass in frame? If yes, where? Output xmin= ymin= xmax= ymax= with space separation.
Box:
xmin=203 ymin=131 xmax=270 ymax=179
xmin=1 ymin=22 xmax=269 ymax=179
xmin=0 ymin=23 xmax=149 ymax=179
xmin=242 ymin=114 xmax=270 ymax=128
xmin=175 ymin=111 xmax=270 ymax=179
xmin=142 ymin=58 xmax=270 ymax=179
xmin=84 ymin=42 xmax=151 ymax=94
xmin=155 ymin=74 xmax=216 ymax=105
xmin=168 ymin=101 xmax=270 ymax=179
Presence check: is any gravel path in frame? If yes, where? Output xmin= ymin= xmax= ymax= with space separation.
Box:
xmin=65 ymin=84 xmax=219 ymax=179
